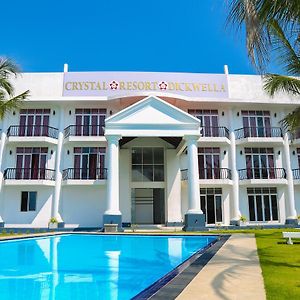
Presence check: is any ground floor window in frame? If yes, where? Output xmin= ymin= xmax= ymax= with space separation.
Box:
xmin=200 ymin=188 xmax=222 ymax=224
xmin=21 ymin=191 xmax=37 ymax=212
xmin=247 ymin=187 xmax=278 ymax=222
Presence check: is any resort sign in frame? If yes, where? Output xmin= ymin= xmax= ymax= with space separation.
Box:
xmin=63 ymin=71 xmax=228 ymax=98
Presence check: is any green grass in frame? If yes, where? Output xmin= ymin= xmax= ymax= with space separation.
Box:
xmin=254 ymin=229 xmax=300 ymax=300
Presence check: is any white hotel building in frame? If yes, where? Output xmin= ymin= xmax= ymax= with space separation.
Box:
xmin=0 ymin=67 xmax=299 ymax=230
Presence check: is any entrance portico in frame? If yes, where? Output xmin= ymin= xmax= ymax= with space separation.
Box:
xmin=104 ymin=96 xmax=205 ymax=230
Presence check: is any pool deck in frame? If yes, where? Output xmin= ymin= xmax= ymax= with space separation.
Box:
xmin=175 ymin=234 xmax=266 ymax=300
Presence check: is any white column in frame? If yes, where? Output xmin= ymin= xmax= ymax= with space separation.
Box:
xmin=283 ymin=132 xmax=297 ymax=220
xmin=185 ymin=135 xmax=202 ymax=214
xmin=0 ymin=131 xmax=7 ymax=225
xmin=51 ymin=109 xmax=64 ymax=223
xmin=105 ymin=135 xmax=121 ymax=215
xmin=228 ymin=110 xmax=241 ymax=223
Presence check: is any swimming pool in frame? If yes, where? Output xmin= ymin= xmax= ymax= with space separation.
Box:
xmin=0 ymin=234 xmax=216 ymax=299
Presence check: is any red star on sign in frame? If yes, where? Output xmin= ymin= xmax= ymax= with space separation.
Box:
xmin=159 ymin=81 xmax=168 ymax=90
xmin=109 ymin=80 xmax=119 ymax=90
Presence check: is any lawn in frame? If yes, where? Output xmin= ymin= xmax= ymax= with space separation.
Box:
xmin=255 ymin=229 xmax=300 ymax=300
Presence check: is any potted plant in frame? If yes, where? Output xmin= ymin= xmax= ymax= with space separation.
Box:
xmin=48 ymin=217 xmax=58 ymax=229
xmin=239 ymin=215 xmax=247 ymax=226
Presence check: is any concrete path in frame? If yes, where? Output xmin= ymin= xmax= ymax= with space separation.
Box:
xmin=176 ymin=234 xmax=266 ymax=300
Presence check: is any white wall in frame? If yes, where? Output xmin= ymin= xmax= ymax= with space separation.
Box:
xmin=61 ymin=186 xmax=106 ymax=227
xmin=3 ymin=186 xmax=53 ymax=227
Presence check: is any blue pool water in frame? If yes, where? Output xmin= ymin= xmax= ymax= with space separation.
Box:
xmin=0 ymin=234 xmax=216 ymax=300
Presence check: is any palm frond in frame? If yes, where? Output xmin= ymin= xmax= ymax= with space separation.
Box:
xmin=263 ymin=74 xmax=300 ymax=96
xmin=0 ymin=57 xmax=20 ymax=78
xmin=0 ymin=77 xmax=14 ymax=96
xmin=280 ymin=106 xmax=300 ymax=132
xmin=0 ymin=90 xmax=29 ymax=119
xmin=267 ymin=20 xmax=300 ymax=76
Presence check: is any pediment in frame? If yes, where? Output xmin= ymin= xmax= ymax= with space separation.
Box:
xmin=106 ymin=96 xmax=199 ymax=125
xmin=105 ymin=96 xmax=200 ymax=137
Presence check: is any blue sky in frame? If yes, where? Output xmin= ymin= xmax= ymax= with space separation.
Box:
xmin=1 ymin=0 xmax=273 ymax=74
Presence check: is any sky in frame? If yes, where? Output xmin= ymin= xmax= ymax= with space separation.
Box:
xmin=1 ymin=0 xmax=277 ymax=74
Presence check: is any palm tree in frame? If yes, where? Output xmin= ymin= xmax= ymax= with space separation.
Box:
xmin=0 ymin=57 xmax=29 ymax=119
xmin=227 ymin=0 xmax=300 ymax=132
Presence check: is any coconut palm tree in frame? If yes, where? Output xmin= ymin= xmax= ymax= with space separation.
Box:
xmin=227 ymin=0 xmax=300 ymax=132
xmin=0 ymin=57 xmax=29 ymax=119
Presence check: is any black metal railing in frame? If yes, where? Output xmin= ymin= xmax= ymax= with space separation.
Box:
xmin=64 ymin=125 xmax=105 ymax=138
xmin=234 ymin=127 xmax=282 ymax=139
xmin=181 ymin=168 xmax=232 ymax=180
xmin=62 ymin=168 xmax=107 ymax=180
xmin=7 ymin=125 xmax=59 ymax=139
xmin=201 ymin=126 xmax=229 ymax=139
xmin=292 ymin=169 xmax=300 ymax=180
xmin=238 ymin=168 xmax=286 ymax=180
xmin=4 ymin=168 xmax=56 ymax=180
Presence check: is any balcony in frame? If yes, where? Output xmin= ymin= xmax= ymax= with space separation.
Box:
xmin=3 ymin=168 xmax=56 ymax=186
xmin=6 ymin=125 xmax=59 ymax=144
xmin=62 ymin=167 xmax=107 ymax=185
xmin=238 ymin=168 xmax=287 ymax=185
xmin=199 ymin=126 xmax=230 ymax=145
xmin=64 ymin=125 xmax=105 ymax=143
xmin=235 ymin=127 xmax=283 ymax=145
xmin=292 ymin=169 xmax=300 ymax=184
xmin=181 ymin=168 xmax=232 ymax=185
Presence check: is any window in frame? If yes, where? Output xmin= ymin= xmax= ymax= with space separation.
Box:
xmin=189 ymin=109 xmax=219 ymax=137
xmin=198 ymin=147 xmax=220 ymax=179
xmin=19 ymin=109 xmax=50 ymax=137
xmin=132 ymin=147 xmax=164 ymax=182
xmin=247 ymin=188 xmax=278 ymax=222
xmin=200 ymin=188 xmax=223 ymax=224
xmin=244 ymin=148 xmax=275 ymax=179
xmin=75 ymin=108 xmax=106 ymax=136
xmin=241 ymin=110 xmax=271 ymax=137
xmin=73 ymin=147 xmax=106 ymax=179
xmin=16 ymin=147 xmax=48 ymax=180
xmin=21 ymin=192 xmax=37 ymax=212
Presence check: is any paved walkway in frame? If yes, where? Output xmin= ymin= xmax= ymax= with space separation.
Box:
xmin=176 ymin=234 xmax=266 ymax=300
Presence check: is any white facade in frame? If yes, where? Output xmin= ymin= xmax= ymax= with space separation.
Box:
xmin=0 ymin=69 xmax=299 ymax=229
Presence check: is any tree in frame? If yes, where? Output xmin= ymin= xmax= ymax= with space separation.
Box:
xmin=0 ymin=57 xmax=29 ymax=119
xmin=227 ymin=0 xmax=300 ymax=132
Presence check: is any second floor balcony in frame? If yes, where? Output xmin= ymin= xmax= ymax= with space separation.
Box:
xmin=235 ymin=127 xmax=283 ymax=140
xmin=62 ymin=167 xmax=107 ymax=184
xmin=7 ymin=125 xmax=59 ymax=142
xmin=292 ymin=169 xmax=300 ymax=182
xmin=3 ymin=168 xmax=56 ymax=185
xmin=200 ymin=126 xmax=229 ymax=139
xmin=64 ymin=125 xmax=105 ymax=138
xmin=181 ymin=168 xmax=232 ymax=182
xmin=238 ymin=168 xmax=286 ymax=181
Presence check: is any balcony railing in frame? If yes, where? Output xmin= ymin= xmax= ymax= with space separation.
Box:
xmin=235 ymin=127 xmax=282 ymax=139
xmin=181 ymin=168 xmax=232 ymax=180
xmin=292 ymin=169 xmax=300 ymax=180
xmin=62 ymin=168 xmax=107 ymax=180
xmin=64 ymin=125 xmax=105 ymax=138
xmin=4 ymin=168 xmax=55 ymax=180
xmin=7 ymin=125 xmax=59 ymax=139
xmin=238 ymin=168 xmax=286 ymax=180
xmin=201 ymin=126 xmax=229 ymax=139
